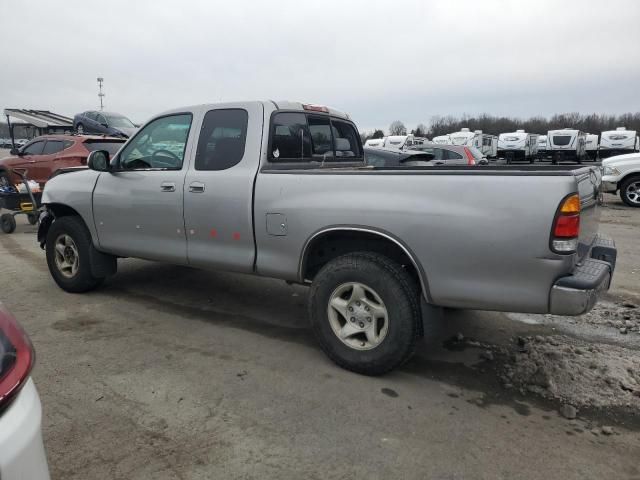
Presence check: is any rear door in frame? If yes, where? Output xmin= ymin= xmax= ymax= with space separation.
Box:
xmin=93 ymin=112 xmax=195 ymax=263
xmin=36 ymin=140 xmax=66 ymax=185
xmin=183 ymin=102 xmax=263 ymax=272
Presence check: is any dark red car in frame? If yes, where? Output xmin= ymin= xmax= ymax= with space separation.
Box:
xmin=0 ymin=134 xmax=125 ymax=187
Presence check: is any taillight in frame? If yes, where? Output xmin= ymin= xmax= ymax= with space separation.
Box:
xmin=0 ymin=305 xmax=34 ymax=410
xmin=463 ymin=148 xmax=476 ymax=165
xmin=550 ymin=193 xmax=580 ymax=253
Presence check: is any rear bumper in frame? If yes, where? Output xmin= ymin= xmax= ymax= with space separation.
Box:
xmin=549 ymin=234 xmax=616 ymax=316
xmin=0 ymin=379 xmax=50 ymax=480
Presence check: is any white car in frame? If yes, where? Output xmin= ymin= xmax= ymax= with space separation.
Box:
xmin=602 ymin=152 xmax=640 ymax=207
xmin=0 ymin=304 xmax=50 ymax=479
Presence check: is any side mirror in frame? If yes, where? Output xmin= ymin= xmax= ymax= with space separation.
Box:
xmin=9 ymin=148 xmax=20 ymax=156
xmin=87 ymin=150 xmax=110 ymax=172
xmin=100 ymin=122 xmax=109 ymax=128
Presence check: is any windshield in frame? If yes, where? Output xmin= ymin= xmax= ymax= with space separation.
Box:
xmin=106 ymin=115 xmax=135 ymax=128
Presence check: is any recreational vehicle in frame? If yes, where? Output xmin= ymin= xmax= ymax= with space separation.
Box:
xmin=537 ymin=135 xmax=548 ymax=159
xmin=547 ymin=128 xmax=587 ymax=163
xmin=497 ymin=130 xmax=539 ymax=163
xmin=449 ymin=128 xmax=497 ymax=158
xmin=432 ymin=134 xmax=451 ymax=145
xmin=364 ymin=138 xmax=386 ymax=148
xmin=599 ymin=127 xmax=639 ymax=158
xmin=585 ymin=133 xmax=599 ymax=160
xmin=382 ymin=134 xmax=421 ymax=150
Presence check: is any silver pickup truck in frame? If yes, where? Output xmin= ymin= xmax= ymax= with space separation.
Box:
xmin=37 ymin=100 xmax=617 ymax=375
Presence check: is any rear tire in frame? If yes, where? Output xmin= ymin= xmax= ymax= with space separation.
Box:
xmin=309 ymin=252 xmax=421 ymax=375
xmin=1 ymin=213 xmax=16 ymax=233
xmin=620 ymin=175 xmax=640 ymax=208
xmin=45 ymin=216 xmax=106 ymax=292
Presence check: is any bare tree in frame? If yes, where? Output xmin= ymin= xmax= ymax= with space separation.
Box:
xmin=389 ymin=121 xmax=407 ymax=136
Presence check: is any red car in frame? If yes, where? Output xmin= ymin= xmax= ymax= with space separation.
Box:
xmin=0 ymin=135 xmax=125 ymax=187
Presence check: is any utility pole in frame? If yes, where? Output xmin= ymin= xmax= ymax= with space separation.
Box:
xmin=97 ymin=77 xmax=105 ymax=111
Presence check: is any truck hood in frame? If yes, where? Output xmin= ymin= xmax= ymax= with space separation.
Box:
xmin=42 ymin=168 xmax=101 ymax=205
xmin=601 ymin=152 xmax=640 ymax=167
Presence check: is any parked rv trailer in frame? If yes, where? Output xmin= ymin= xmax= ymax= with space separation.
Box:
xmin=497 ymin=130 xmax=539 ymax=163
xmin=432 ymin=134 xmax=451 ymax=145
xmin=599 ymin=127 xmax=639 ymax=158
xmin=364 ymin=138 xmax=386 ymax=148
xmin=537 ymin=135 xmax=549 ymax=160
xmin=585 ymin=133 xmax=599 ymax=160
xmin=547 ymin=128 xmax=587 ymax=163
xmin=382 ymin=134 xmax=425 ymax=150
xmin=449 ymin=128 xmax=498 ymax=158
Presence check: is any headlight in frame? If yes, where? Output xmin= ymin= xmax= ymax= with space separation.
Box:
xmin=603 ymin=166 xmax=621 ymax=176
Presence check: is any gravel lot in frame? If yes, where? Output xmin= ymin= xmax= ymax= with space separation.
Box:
xmin=1 ymin=162 xmax=639 ymax=478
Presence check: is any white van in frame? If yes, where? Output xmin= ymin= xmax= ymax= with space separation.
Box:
xmin=497 ymin=130 xmax=539 ymax=163
xmin=449 ymin=128 xmax=497 ymax=158
xmin=585 ymin=133 xmax=599 ymax=160
xmin=547 ymin=128 xmax=587 ymax=163
xmin=599 ymin=127 xmax=639 ymax=159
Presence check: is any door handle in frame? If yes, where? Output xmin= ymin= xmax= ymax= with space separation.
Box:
xmin=189 ymin=182 xmax=205 ymax=193
xmin=160 ymin=182 xmax=176 ymax=192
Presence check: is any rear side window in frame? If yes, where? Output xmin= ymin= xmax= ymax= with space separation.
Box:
xmin=269 ymin=112 xmax=362 ymax=162
xmin=269 ymin=113 xmax=312 ymax=161
xmin=195 ymin=109 xmax=248 ymax=171
xmin=445 ymin=149 xmax=463 ymax=160
xmin=84 ymin=140 xmax=125 ymax=155
xmin=42 ymin=140 xmax=64 ymax=155
xmin=63 ymin=140 xmax=74 ymax=149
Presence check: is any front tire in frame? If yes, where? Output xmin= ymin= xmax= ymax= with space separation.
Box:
xmin=309 ymin=252 xmax=421 ymax=375
xmin=76 ymin=123 xmax=84 ymax=134
xmin=620 ymin=175 xmax=640 ymax=208
xmin=45 ymin=216 xmax=105 ymax=292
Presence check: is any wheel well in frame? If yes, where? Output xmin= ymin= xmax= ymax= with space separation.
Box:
xmin=47 ymin=203 xmax=81 ymax=218
xmin=619 ymin=173 xmax=640 ymax=189
xmin=301 ymin=230 xmax=426 ymax=297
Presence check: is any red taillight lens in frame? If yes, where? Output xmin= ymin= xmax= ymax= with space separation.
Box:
xmin=464 ymin=148 xmax=476 ymax=165
xmin=551 ymin=193 xmax=581 ymax=253
xmin=554 ymin=215 xmax=580 ymax=237
xmin=0 ymin=305 xmax=34 ymax=409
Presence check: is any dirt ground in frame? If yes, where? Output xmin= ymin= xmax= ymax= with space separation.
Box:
xmin=0 ymin=188 xmax=639 ymax=479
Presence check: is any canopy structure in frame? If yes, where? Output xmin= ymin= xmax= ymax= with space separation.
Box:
xmin=3 ymin=109 xmax=74 ymax=139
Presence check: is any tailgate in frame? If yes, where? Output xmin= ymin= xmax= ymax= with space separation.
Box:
xmin=575 ymin=166 xmax=601 ymax=259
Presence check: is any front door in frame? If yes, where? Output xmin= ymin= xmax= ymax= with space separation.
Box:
xmin=10 ymin=139 xmax=45 ymax=185
xmin=92 ymin=113 xmax=195 ymax=263
xmin=183 ymin=102 xmax=263 ymax=272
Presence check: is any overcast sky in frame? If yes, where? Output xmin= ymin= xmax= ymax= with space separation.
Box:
xmin=1 ymin=0 xmax=639 ymax=132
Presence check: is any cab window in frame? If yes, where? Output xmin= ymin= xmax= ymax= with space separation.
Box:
xmin=118 ymin=114 xmax=192 ymax=170
xmin=195 ymin=109 xmax=248 ymax=171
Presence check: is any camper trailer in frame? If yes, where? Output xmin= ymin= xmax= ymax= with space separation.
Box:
xmin=599 ymin=127 xmax=639 ymax=158
xmin=547 ymin=128 xmax=587 ymax=163
xmin=537 ymin=135 xmax=549 ymax=160
xmin=382 ymin=134 xmax=422 ymax=150
xmin=585 ymin=133 xmax=599 ymax=160
xmin=364 ymin=138 xmax=386 ymax=148
xmin=431 ymin=134 xmax=451 ymax=145
xmin=449 ymin=128 xmax=498 ymax=158
xmin=497 ymin=130 xmax=539 ymax=163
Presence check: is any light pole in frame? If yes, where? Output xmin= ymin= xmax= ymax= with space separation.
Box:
xmin=97 ymin=77 xmax=105 ymax=111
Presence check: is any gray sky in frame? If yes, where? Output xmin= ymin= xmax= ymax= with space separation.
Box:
xmin=2 ymin=0 xmax=639 ymax=132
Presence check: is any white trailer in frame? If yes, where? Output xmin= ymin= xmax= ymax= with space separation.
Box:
xmin=382 ymin=134 xmax=420 ymax=150
xmin=497 ymin=130 xmax=539 ymax=163
xmin=599 ymin=127 xmax=639 ymax=158
xmin=364 ymin=138 xmax=386 ymax=148
xmin=547 ymin=128 xmax=587 ymax=163
xmin=449 ymin=128 xmax=497 ymax=158
xmin=537 ymin=135 xmax=549 ymax=160
xmin=431 ymin=134 xmax=451 ymax=145
xmin=584 ymin=133 xmax=599 ymax=160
